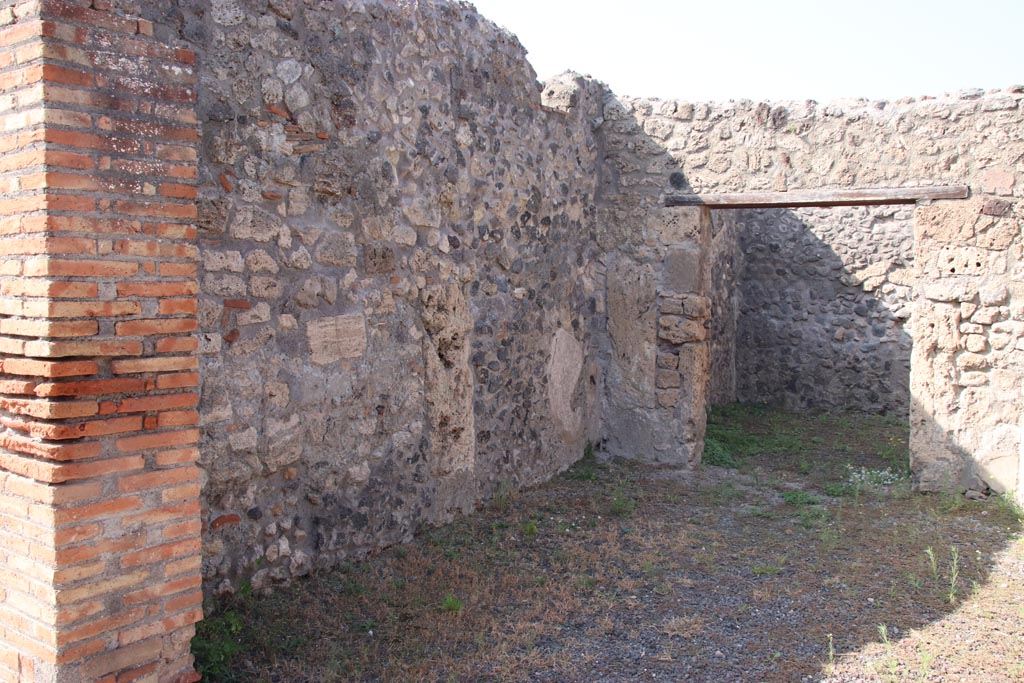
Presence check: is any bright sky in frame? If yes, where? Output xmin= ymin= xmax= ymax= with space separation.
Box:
xmin=469 ymin=0 xmax=1024 ymax=103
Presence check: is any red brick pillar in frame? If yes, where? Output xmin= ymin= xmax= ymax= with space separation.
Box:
xmin=0 ymin=1 xmax=202 ymax=681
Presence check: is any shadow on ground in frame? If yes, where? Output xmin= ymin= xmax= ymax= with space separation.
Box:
xmin=193 ymin=407 xmax=1024 ymax=683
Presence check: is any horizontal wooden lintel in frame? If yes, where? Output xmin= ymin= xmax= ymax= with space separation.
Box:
xmin=664 ymin=185 xmax=970 ymax=209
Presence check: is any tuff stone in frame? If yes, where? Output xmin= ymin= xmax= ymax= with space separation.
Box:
xmin=657 ymin=353 xmax=679 ymax=370
xmin=658 ymin=316 xmax=707 ymax=344
xmin=656 ymin=388 xmax=680 ymax=408
xmin=662 ymin=245 xmax=705 ymax=294
xmin=656 ymin=369 xmax=681 ymax=389
xmin=316 ymin=233 xmax=357 ymax=268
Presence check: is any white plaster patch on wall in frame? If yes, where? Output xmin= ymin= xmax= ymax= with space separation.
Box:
xmin=307 ymin=315 xmax=368 ymax=365
xmin=977 ymin=423 xmax=1022 ymax=494
xmin=547 ymin=328 xmax=584 ymax=440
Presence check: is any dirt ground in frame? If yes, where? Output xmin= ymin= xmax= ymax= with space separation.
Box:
xmin=194 ymin=407 xmax=1024 ymax=682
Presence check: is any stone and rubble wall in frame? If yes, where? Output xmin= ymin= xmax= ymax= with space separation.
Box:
xmin=604 ymin=89 xmax=1024 ymax=498
xmin=708 ymin=210 xmax=739 ymax=406
xmin=911 ymin=196 xmax=1023 ymax=496
xmin=604 ymin=90 xmax=1023 ymax=194
xmin=114 ymin=0 xmax=607 ymax=593
xmin=712 ymin=206 xmax=915 ymax=416
xmin=594 ymin=93 xmax=713 ymax=465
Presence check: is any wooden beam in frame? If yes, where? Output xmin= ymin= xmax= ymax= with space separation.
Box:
xmin=664 ymin=185 xmax=970 ymax=209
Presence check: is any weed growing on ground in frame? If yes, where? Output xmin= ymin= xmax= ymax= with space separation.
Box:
xmin=823 ymin=481 xmax=855 ymax=497
xmin=565 ymin=442 xmax=604 ymax=481
xmin=991 ymin=492 xmax=1024 ymax=524
xmin=609 ymin=487 xmax=636 ymax=516
xmin=937 ymin=491 xmax=971 ymax=515
xmin=916 ymin=644 xmax=936 ymax=681
xmin=876 ymin=623 xmax=900 ymax=682
xmin=925 ymin=546 xmax=939 ymax=581
xmin=708 ymin=482 xmax=744 ymax=504
xmin=751 ymin=562 xmax=783 ymax=576
xmin=818 ymin=524 xmax=841 ymax=550
xmin=705 ymin=403 xmax=822 ymax=467
xmin=782 ymin=490 xmax=821 ymax=506
xmin=798 ymin=506 xmax=830 ymax=529
xmin=876 ymin=434 xmax=910 ymax=474
xmin=924 ymin=544 xmax=962 ymax=603
xmin=948 ymin=546 xmax=960 ymax=604
xmin=845 ymin=464 xmax=907 ymax=489
xmin=702 ymin=436 xmax=738 ymax=467
xmin=192 ymin=603 xmax=244 ymax=680
xmin=748 ymin=506 xmax=778 ymax=519
xmin=441 ymin=594 xmax=464 ymax=613
xmin=491 ymin=480 xmax=514 ymax=512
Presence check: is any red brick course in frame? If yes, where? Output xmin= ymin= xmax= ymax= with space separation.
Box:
xmin=0 ymin=1 xmax=201 ymax=681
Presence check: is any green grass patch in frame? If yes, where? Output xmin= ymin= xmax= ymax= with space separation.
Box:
xmin=192 ymin=605 xmax=245 ymax=681
xmin=703 ymin=436 xmax=739 ymax=468
xmin=782 ymin=490 xmax=821 ymax=506
xmin=824 ymin=481 xmax=855 ymax=497
xmin=609 ymin=487 xmax=637 ymax=517
xmin=565 ymin=442 xmax=605 ymax=481
xmin=798 ymin=507 xmax=831 ymax=529
xmin=441 ymin=594 xmax=464 ymax=613
xmin=991 ymin=493 xmax=1024 ymax=525
xmin=704 ymin=403 xmax=823 ymax=468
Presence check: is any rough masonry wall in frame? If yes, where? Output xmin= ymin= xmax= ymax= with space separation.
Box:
xmin=595 ymin=94 xmax=713 ymax=465
xmin=603 ymin=89 xmax=1024 ymax=498
xmin=713 ymin=205 xmax=915 ymax=416
xmin=912 ymin=196 xmax=1023 ymax=495
xmin=118 ymin=0 xmax=605 ymax=591
xmin=707 ymin=210 xmax=739 ymax=406
xmin=605 ymin=91 xmax=1022 ymax=194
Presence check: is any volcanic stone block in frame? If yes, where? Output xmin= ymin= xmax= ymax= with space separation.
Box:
xmin=658 ymin=316 xmax=707 ymax=344
xmin=663 ymin=244 xmax=705 ymax=294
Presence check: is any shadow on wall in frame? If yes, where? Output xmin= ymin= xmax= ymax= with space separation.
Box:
xmin=708 ymin=204 xmax=1024 ymax=500
xmin=598 ymin=93 xmax=1020 ymax=499
xmin=596 ymin=97 xmax=713 ymax=466
xmin=710 ymin=206 xmax=915 ymax=418
xmin=596 ymin=95 xmax=914 ymax=470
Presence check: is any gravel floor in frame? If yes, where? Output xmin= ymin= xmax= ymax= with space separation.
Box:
xmin=195 ymin=411 xmax=1024 ymax=683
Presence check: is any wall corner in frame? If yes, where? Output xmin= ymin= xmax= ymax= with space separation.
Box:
xmin=0 ymin=2 xmax=202 ymax=680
